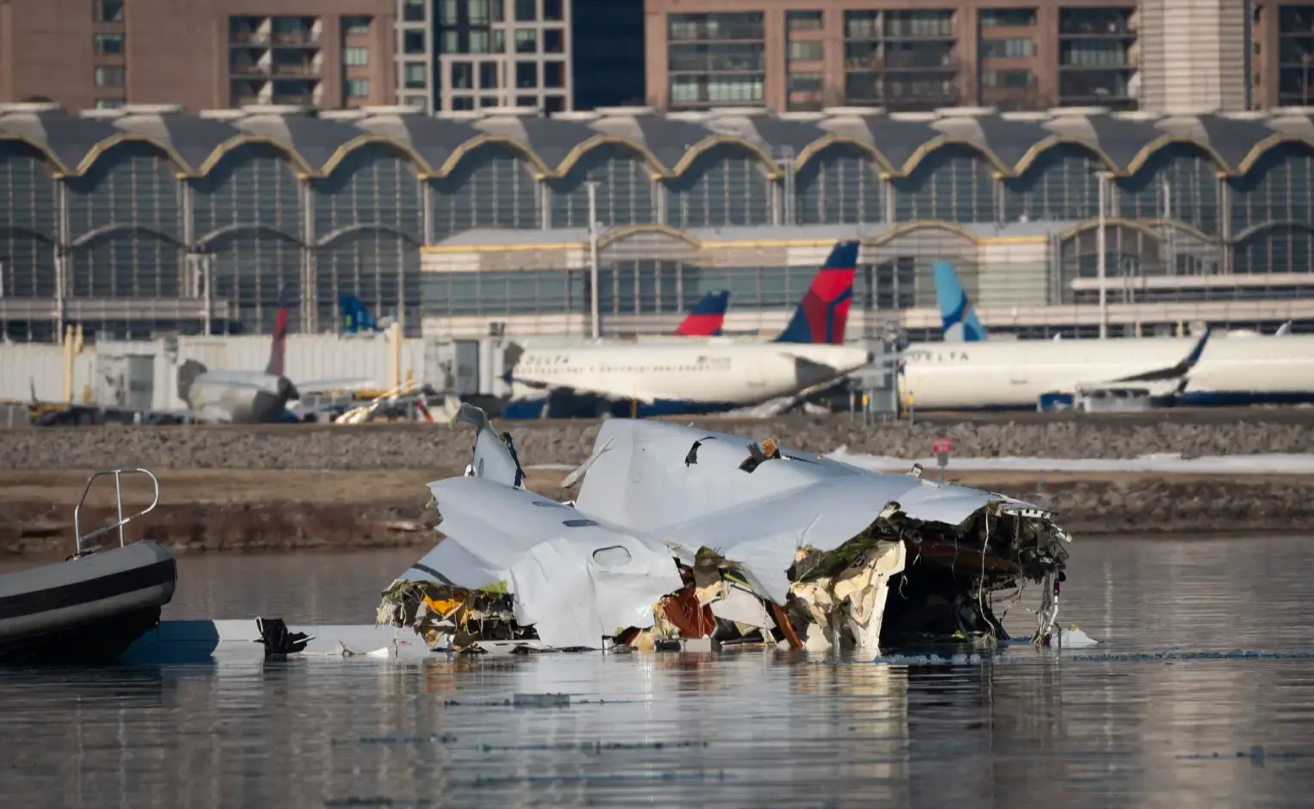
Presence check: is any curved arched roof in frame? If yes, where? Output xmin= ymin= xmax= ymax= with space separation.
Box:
xmin=2 ymin=102 xmax=1313 ymax=181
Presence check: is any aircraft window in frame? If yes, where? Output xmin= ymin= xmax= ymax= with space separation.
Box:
xmin=563 ymin=518 xmax=599 ymax=528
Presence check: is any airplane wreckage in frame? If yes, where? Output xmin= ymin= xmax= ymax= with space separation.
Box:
xmin=377 ymin=406 xmax=1072 ymax=660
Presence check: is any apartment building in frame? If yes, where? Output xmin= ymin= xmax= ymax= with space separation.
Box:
xmin=644 ymin=0 xmax=1314 ymax=113
xmin=394 ymin=0 xmax=574 ymax=113
xmin=0 ymin=0 xmax=395 ymax=112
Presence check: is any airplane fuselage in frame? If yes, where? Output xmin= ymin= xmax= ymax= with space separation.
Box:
xmin=187 ymin=370 xmax=298 ymax=423
xmin=899 ymin=335 xmax=1314 ymax=410
xmin=505 ymin=341 xmax=873 ymax=418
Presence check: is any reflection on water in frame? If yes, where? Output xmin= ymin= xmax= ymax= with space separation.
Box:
xmin=3 ymin=538 xmax=1314 ymax=808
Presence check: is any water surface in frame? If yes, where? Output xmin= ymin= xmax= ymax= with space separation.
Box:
xmin=2 ymin=537 xmax=1313 ymax=808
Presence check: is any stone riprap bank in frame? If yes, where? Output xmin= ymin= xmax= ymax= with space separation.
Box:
xmin=3 ymin=416 xmax=1313 ymax=471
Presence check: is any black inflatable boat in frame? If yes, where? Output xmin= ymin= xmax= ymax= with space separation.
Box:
xmin=0 ymin=469 xmax=177 ymax=665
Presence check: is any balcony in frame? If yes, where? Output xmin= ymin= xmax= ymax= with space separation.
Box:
xmin=272 ymin=63 xmax=319 ymax=78
xmin=271 ymin=31 xmax=318 ymax=47
xmin=230 ymin=31 xmax=271 ymax=45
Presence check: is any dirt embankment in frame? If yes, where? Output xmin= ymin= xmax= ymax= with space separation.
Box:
xmin=3 ymin=466 xmax=1312 ymax=557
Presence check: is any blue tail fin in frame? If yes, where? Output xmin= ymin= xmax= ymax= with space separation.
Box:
xmin=340 ymin=295 xmax=378 ymax=334
xmin=932 ymin=260 xmax=986 ymax=342
xmin=774 ymin=240 xmax=859 ymax=345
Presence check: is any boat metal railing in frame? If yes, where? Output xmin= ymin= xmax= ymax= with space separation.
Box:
xmin=73 ymin=468 xmax=160 ymax=558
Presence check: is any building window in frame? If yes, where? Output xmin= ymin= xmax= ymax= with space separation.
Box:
xmin=669 ymin=11 xmax=764 ymax=41
xmin=404 ymin=30 xmax=426 ymax=54
xmin=479 ymin=62 xmax=499 ymax=88
xmin=347 ymin=78 xmax=371 ymax=97
xmin=545 ymin=95 xmax=565 ymax=113
xmin=452 ymin=62 xmax=474 ymax=88
xmin=344 ymin=46 xmax=369 ymax=66
xmin=343 ymin=15 xmax=372 ymax=34
xmin=787 ymin=72 xmax=824 ymax=111
xmin=403 ymin=62 xmax=428 ymax=88
xmin=980 ymin=8 xmax=1037 ymax=27
xmin=668 ymin=12 xmax=766 ymax=109
xmin=983 ymin=69 xmax=1035 ymax=88
xmin=788 ymin=40 xmax=823 ymax=61
xmin=544 ymin=60 xmax=564 ymax=88
xmin=454 ymin=60 xmax=475 ymax=86
xmin=515 ymin=29 xmax=537 ymax=53
xmin=544 ymin=29 xmax=564 ymax=53
xmin=787 ymin=11 xmax=823 ymax=32
xmin=982 ymin=38 xmax=1033 ymax=58
xmin=94 ymin=65 xmax=125 ymax=87
xmin=95 ymin=98 xmax=125 ymax=109
xmin=515 ymin=0 xmax=536 ymax=22
xmin=844 ymin=9 xmax=957 ymax=110
xmin=480 ymin=95 xmax=500 ymax=107
xmin=402 ymin=0 xmax=426 ymax=23
xmin=93 ymin=0 xmax=125 ymax=23
xmin=452 ymin=96 xmax=476 ymax=110
xmin=404 ymin=95 xmax=427 ymax=108
xmin=670 ymin=75 xmax=763 ymax=105
xmin=516 ymin=61 xmax=538 ymax=88
xmin=94 ymin=33 xmax=125 ymax=55
xmin=516 ymin=95 xmax=537 ymax=106
xmin=543 ymin=0 xmax=562 ymax=21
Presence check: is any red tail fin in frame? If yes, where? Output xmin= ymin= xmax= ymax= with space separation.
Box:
xmin=266 ymin=308 xmax=288 ymax=376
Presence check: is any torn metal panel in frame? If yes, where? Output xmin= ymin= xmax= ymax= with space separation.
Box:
xmin=451 ymin=402 xmax=524 ymax=488
xmin=387 ymin=475 xmax=682 ymax=652
xmin=509 ymin=533 xmax=684 ymax=650
xmin=574 ymin=420 xmax=1046 ymax=534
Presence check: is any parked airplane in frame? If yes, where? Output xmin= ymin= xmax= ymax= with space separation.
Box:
xmin=501 ymin=241 xmax=870 ymax=418
xmin=897 ymin=261 xmax=1314 ymax=411
xmin=177 ymin=308 xmax=372 ymax=423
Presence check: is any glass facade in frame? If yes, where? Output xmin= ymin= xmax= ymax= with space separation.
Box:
xmin=1 ymin=108 xmax=1312 ymax=341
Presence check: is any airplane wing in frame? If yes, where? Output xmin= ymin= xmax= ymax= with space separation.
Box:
xmin=1046 ymin=327 xmax=1212 ymax=401
xmin=399 ymin=476 xmax=683 ymax=649
xmin=295 ymin=378 xmax=377 ymax=395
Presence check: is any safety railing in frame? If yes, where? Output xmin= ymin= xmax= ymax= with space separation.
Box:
xmin=73 ymin=468 xmax=160 ymax=558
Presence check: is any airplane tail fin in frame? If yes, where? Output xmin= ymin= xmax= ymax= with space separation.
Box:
xmin=933 ymin=260 xmax=987 ymax=342
xmin=265 ymin=306 xmax=289 ymax=377
xmin=340 ymin=294 xmax=378 ymax=334
xmin=774 ymin=240 xmax=858 ymax=345
xmin=675 ymin=290 xmax=730 ymax=336
xmin=177 ymin=359 xmax=208 ymax=403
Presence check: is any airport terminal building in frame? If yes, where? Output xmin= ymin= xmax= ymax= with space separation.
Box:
xmin=1 ymin=100 xmax=1313 ymax=344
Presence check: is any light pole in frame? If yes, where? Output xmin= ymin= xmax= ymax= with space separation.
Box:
xmin=586 ymin=181 xmax=601 ymax=340
xmin=1095 ymin=171 xmax=1113 ymax=339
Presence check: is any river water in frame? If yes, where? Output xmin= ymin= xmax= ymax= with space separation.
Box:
xmin=3 ymin=536 xmax=1314 ymax=808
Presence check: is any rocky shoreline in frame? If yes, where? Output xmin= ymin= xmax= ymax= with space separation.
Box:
xmin=3 ymin=415 xmax=1314 ymax=471
xmin=2 ymin=417 xmax=1312 ymax=556
xmin=1 ymin=465 xmax=1310 ymax=557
